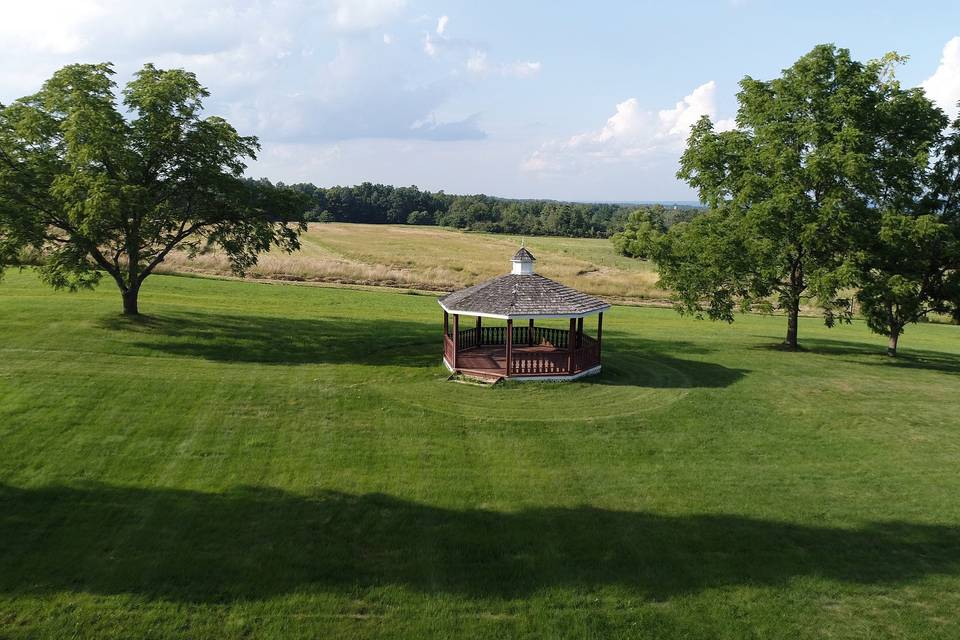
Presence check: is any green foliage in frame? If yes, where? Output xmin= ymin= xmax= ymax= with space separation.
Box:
xmin=856 ymin=213 xmax=960 ymax=339
xmin=656 ymin=213 xmax=763 ymax=321
xmin=851 ymin=128 xmax=960 ymax=352
xmin=405 ymin=209 xmax=434 ymax=225
xmin=611 ymin=206 xmax=667 ymax=259
xmin=665 ymin=44 xmax=943 ymax=349
xmin=0 ymin=62 xmax=308 ymax=314
xmin=291 ymin=181 xmax=699 ymax=238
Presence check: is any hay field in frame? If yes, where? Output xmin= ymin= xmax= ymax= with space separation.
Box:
xmin=158 ymin=223 xmax=666 ymax=302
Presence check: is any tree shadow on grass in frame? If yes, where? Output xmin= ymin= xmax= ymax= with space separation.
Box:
xmin=1 ymin=483 xmax=958 ymax=603
xmin=98 ymin=311 xmax=441 ymax=367
xmin=749 ymin=336 xmax=960 ymax=376
xmin=96 ymin=313 xmax=748 ymax=387
xmin=592 ymin=333 xmax=748 ymax=389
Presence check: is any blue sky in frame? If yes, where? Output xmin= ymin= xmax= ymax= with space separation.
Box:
xmin=2 ymin=1 xmax=959 ymax=201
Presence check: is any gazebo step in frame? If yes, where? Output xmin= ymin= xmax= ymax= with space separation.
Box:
xmin=450 ymin=369 xmax=505 ymax=385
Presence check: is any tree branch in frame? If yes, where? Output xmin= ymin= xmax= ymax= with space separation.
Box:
xmin=137 ymin=220 xmax=207 ymax=284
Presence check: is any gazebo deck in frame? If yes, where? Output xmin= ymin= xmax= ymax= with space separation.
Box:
xmin=443 ymin=326 xmax=601 ymax=380
xmin=455 ymin=344 xmax=564 ymax=372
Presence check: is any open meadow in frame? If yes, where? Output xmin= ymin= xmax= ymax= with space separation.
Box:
xmin=2 ymin=270 xmax=960 ymax=638
xmin=158 ymin=223 xmax=666 ymax=302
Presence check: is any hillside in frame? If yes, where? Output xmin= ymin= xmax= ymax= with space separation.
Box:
xmin=159 ymin=222 xmax=667 ymax=302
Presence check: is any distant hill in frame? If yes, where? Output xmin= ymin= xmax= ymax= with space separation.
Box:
xmin=592 ymin=200 xmax=704 ymax=207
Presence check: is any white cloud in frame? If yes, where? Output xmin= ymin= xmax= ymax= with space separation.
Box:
xmin=658 ymin=80 xmax=724 ymax=135
xmin=0 ymin=0 xmax=107 ymax=54
xmin=503 ymin=60 xmax=541 ymax=78
xmin=922 ymin=36 xmax=960 ymax=119
xmin=466 ymin=50 xmax=488 ymax=74
xmin=423 ymin=33 xmax=437 ymax=56
xmin=0 ymin=1 xmax=504 ymax=146
xmin=466 ymin=51 xmax=541 ymax=79
xmin=0 ymin=0 xmax=557 ymax=194
xmin=423 ymin=15 xmax=453 ymax=58
xmin=421 ymin=13 xmax=539 ymax=82
xmin=523 ymin=80 xmax=730 ymax=173
xmin=328 ymin=0 xmax=406 ymax=32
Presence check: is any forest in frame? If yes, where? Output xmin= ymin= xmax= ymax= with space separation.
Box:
xmin=284 ymin=181 xmax=701 ymax=238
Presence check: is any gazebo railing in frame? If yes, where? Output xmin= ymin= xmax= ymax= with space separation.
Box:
xmin=527 ymin=326 xmax=570 ymax=348
xmin=447 ymin=325 xmax=599 ymax=376
xmin=571 ymin=335 xmax=600 ymax=372
xmin=477 ymin=326 xmax=507 ymax=346
xmin=510 ymin=350 xmax=568 ymax=375
xmin=458 ymin=327 xmax=479 ymax=349
xmin=459 ymin=325 xmax=571 ymax=349
xmin=510 ymin=334 xmax=599 ymax=376
xmin=443 ymin=332 xmax=455 ymax=364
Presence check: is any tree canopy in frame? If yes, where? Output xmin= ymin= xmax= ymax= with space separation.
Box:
xmin=851 ymin=108 xmax=960 ymax=354
xmin=642 ymin=44 xmax=951 ymax=350
xmin=291 ymin=181 xmax=700 ymax=239
xmin=0 ymin=62 xmax=306 ymax=315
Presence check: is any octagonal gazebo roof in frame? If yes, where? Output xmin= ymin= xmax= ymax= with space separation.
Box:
xmin=438 ymin=247 xmax=610 ymax=319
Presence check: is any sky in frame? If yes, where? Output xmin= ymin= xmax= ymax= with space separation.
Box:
xmin=1 ymin=1 xmax=959 ymax=202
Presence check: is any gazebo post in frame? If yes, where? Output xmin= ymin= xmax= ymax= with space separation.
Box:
xmin=528 ymin=318 xmax=534 ymax=346
xmin=505 ymin=318 xmax=513 ymax=377
xmin=452 ymin=313 xmax=459 ymax=369
xmin=567 ymin=317 xmax=576 ymax=373
xmin=597 ymin=312 xmax=603 ymax=359
xmin=577 ymin=317 xmax=584 ymax=347
xmin=443 ymin=311 xmax=449 ymax=336
xmin=476 ymin=316 xmax=482 ymax=346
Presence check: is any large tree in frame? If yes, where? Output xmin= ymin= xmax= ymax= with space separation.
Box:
xmin=0 ymin=63 xmax=306 ymax=315
xmin=853 ymin=107 xmax=960 ymax=355
xmin=611 ymin=207 xmax=668 ymax=260
xmin=669 ymin=45 xmax=923 ymax=349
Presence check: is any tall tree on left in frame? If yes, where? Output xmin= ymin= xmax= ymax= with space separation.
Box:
xmin=0 ymin=63 xmax=306 ymax=315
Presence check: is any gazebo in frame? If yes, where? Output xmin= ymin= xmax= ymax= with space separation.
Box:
xmin=439 ymin=247 xmax=610 ymax=381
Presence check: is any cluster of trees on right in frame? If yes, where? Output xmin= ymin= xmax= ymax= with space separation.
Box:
xmin=613 ymin=45 xmax=960 ymax=355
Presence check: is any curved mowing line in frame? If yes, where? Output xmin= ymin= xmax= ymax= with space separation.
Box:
xmin=378 ymin=354 xmax=693 ymax=422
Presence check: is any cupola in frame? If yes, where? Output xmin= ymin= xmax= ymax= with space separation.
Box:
xmin=511 ymin=246 xmax=536 ymax=275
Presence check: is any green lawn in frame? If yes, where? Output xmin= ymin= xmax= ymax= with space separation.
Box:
xmin=2 ymin=270 xmax=960 ymax=639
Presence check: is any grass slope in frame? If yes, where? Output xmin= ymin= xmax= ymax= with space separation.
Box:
xmin=2 ymin=270 xmax=960 ymax=639
xmin=159 ymin=223 xmax=665 ymax=301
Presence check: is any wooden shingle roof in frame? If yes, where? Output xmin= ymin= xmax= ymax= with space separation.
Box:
xmin=438 ymin=273 xmax=609 ymax=318
xmin=513 ymin=247 xmax=536 ymax=262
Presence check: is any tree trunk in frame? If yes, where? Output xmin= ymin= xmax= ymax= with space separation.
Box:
xmin=783 ymin=259 xmax=803 ymax=350
xmin=885 ymin=305 xmax=901 ymax=357
xmin=122 ymin=287 xmax=140 ymax=316
xmin=784 ymin=300 xmax=799 ymax=350
xmin=887 ymin=320 xmax=903 ymax=358
xmin=887 ymin=325 xmax=901 ymax=357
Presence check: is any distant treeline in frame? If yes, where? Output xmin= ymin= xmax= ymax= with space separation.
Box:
xmin=281 ymin=181 xmax=702 ymax=238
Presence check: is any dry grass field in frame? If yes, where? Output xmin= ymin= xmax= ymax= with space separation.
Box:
xmin=158 ymin=223 xmax=666 ymax=302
